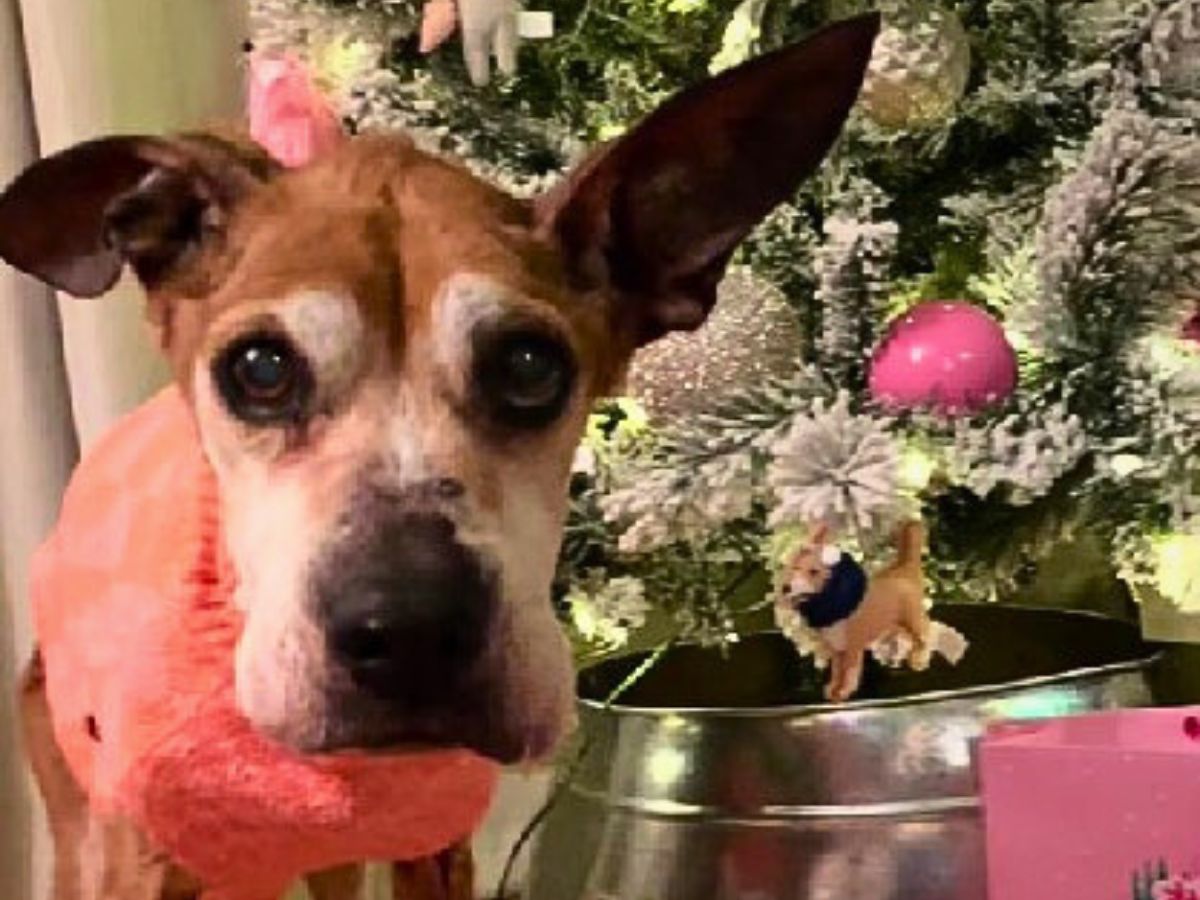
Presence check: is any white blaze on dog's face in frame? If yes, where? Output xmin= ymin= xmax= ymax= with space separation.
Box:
xmin=192 ymin=288 xmax=370 ymax=749
xmin=189 ymin=252 xmax=592 ymax=759
xmin=0 ymin=16 xmax=879 ymax=761
xmin=787 ymin=546 xmax=835 ymax=598
xmin=786 ymin=524 xmax=840 ymax=597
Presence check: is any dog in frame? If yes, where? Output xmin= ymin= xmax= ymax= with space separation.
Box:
xmin=778 ymin=521 xmax=967 ymax=702
xmin=0 ymin=15 xmax=879 ymax=899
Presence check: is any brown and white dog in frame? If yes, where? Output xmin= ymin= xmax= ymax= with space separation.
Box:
xmin=1 ymin=16 xmax=878 ymax=900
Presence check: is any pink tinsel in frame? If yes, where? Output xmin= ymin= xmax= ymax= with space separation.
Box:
xmin=248 ymin=54 xmax=345 ymax=168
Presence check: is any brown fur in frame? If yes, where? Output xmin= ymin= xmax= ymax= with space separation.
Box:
xmin=827 ymin=522 xmax=930 ymax=702
xmin=783 ymin=522 xmax=930 ymax=702
xmin=1 ymin=16 xmax=880 ymax=898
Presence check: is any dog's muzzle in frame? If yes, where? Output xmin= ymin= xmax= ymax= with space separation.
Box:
xmin=312 ymin=490 xmax=498 ymax=709
xmin=322 ymin=515 xmax=492 ymax=696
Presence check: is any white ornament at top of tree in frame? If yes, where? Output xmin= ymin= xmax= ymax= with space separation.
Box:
xmin=859 ymin=2 xmax=971 ymax=129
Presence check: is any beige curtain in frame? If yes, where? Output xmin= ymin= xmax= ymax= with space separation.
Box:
xmin=0 ymin=3 xmax=547 ymax=898
xmin=0 ymin=2 xmax=249 ymax=898
xmin=0 ymin=2 xmax=75 ymax=897
xmin=17 ymin=0 xmax=249 ymax=445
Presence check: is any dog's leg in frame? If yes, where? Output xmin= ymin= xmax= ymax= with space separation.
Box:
xmin=828 ymin=646 xmax=867 ymax=703
xmin=20 ymin=652 xmax=89 ymax=899
xmin=392 ymin=842 xmax=474 ymax=900
xmin=907 ymin=632 xmax=933 ymax=672
xmin=825 ymin=652 xmax=847 ymax=703
xmin=19 ymin=652 xmax=201 ymax=900
xmin=86 ymin=821 xmax=200 ymax=900
xmin=439 ymin=844 xmax=474 ymax=900
xmin=900 ymin=590 xmax=933 ymax=672
xmin=306 ymin=865 xmax=365 ymax=900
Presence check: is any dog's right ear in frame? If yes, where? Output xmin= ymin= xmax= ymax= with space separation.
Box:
xmin=536 ymin=14 xmax=880 ymax=347
xmin=0 ymin=133 xmax=279 ymax=299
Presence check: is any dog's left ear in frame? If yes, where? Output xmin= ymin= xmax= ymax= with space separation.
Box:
xmin=0 ymin=132 xmax=279 ymax=299
xmin=537 ymin=13 xmax=879 ymax=345
xmin=807 ymin=522 xmax=832 ymax=547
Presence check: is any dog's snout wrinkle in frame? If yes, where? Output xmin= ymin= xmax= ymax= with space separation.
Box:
xmin=355 ymin=477 xmax=467 ymax=514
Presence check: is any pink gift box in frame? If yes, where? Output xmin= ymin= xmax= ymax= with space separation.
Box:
xmin=982 ymin=707 xmax=1200 ymax=900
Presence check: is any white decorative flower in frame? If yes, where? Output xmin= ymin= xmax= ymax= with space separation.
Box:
xmin=567 ymin=577 xmax=651 ymax=649
xmin=859 ymin=3 xmax=972 ymax=130
xmin=768 ymin=392 xmax=901 ymax=534
xmin=603 ymin=450 xmax=756 ymax=554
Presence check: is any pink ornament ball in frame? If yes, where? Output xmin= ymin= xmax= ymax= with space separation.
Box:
xmin=869 ymin=301 xmax=1017 ymax=416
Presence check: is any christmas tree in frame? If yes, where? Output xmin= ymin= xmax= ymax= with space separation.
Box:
xmin=251 ymin=0 xmax=1200 ymax=660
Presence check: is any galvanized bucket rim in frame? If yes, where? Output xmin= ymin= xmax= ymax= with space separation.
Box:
xmin=579 ymin=603 xmax=1162 ymax=719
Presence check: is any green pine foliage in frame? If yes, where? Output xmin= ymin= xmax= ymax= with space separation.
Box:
xmin=262 ymin=0 xmax=1200 ymax=654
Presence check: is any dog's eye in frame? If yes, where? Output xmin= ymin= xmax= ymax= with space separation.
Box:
xmin=476 ymin=330 xmax=575 ymax=427
xmin=501 ymin=341 xmax=566 ymax=407
xmin=213 ymin=333 xmax=312 ymax=425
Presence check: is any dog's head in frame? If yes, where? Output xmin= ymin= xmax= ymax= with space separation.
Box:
xmin=785 ymin=523 xmax=839 ymax=596
xmin=0 ymin=17 xmax=877 ymax=762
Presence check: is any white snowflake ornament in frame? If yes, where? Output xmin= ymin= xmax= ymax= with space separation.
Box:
xmin=769 ymin=393 xmax=901 ymax=536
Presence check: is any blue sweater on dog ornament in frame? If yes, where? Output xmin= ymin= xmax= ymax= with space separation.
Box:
xmin=793 ymin=554 xmax=869 ymax=629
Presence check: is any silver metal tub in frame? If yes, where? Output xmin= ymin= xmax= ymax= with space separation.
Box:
xmin=526 ymin=604 xmax=1161 ymax=900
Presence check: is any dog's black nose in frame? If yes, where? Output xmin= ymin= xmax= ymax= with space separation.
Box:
xmin=315 ymin=513 xmax=494 ymax=704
